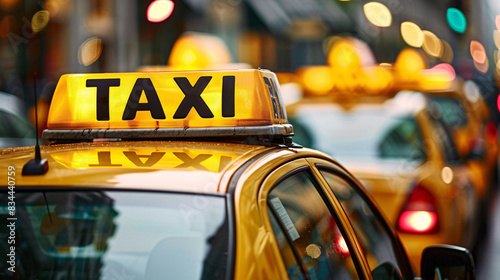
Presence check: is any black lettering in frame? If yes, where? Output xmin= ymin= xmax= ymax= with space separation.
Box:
xmin=86 ymin=79 xmax=121 ymax=121
xmin=123 ymin=151 xmax=165 ymax=167
xmin=89 ymin=151 xmax=122 ymax=167
xmin=174 ymin=152 xmax=211 ymax=171
xmin=222 ymin=76 xmax=235 ymax=117
xmin=122 ymin=78 xmax=166 ymax=120
xmin=173 ymin=77 xmax=214 ymax=119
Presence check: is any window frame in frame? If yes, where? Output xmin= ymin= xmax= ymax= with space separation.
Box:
xmin=309 ymin=160 xmax=414 ymax=280
xmin=258 ymin=158 xmax=373 ymax=280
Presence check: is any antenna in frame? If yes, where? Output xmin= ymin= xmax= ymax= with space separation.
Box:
xmin=22 ymin=72 xmax=49 ymax=175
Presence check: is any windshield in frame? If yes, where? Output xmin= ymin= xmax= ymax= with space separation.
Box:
xmin=0 ymin=190 xmax=229 ymax=280
xmin=290 ymin=104 xmax=425 ymax=162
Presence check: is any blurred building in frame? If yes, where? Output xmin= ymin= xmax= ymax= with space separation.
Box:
xmin=0 ymin=0 xmax=498 ymax=111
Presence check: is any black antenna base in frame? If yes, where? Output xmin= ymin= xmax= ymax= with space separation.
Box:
xmin=22 ymin=158 xmax=49 ymax=175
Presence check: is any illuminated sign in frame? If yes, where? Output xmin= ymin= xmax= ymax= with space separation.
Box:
xmin=46 ymin=70 xmax=288 ymax=131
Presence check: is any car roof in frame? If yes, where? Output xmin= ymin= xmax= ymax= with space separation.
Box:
xmin=0 ymin=141 xmax=273 ymax=194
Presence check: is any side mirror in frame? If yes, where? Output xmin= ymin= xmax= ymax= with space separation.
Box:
xmin=420 ymin=245 xmax=475 ymax=280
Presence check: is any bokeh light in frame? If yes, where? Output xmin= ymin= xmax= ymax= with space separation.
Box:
xmin=78 ymin=37 xmax=103 ymax=66
xmin=441 ymin=166 xmax=454 ymax=184
xmin=394 ymin=48 xmax=426 ymax=74
xmin=422 ymin=31 xmax=443 ymax=57
xmin=485 ymin=122 xmax=498 ymax=144
xmin=306 ymin=244 xmax=322 ymax=259
xmin=474 ymin=58 xmax=489 ymax=74
xmin=497 ymin=94 xmax=500 ymax=113
xmin=401 ymin=22 xmax=424 ymax=48
xmin=147 ymin=0 xmax=174 ymax=23
xmin=431 ymin=63 xmax=456 ymax=80
xmin=297 ymin=66 xmax=335 ymax=95
xmin=496 ymin=15 xmax=500 ymax=30
xmin=470 ymin=40 xmax=486 ymax=64
xmin=31 ymin=10 xmax=50 ymax=33
xmin=440 ymin=40 xmax=454 ymax=63
xmin=363 ymin=2 xmax=392 ymax=27
xmin=327 ymin=38 xmax=375 ymax=71
xmin=446 ymin=8 xmax=467 ymax=34
xmin=494 ymin=30 xmax=500 ymax=50
xmin=167 ymin=33 xmax=232 ymax=69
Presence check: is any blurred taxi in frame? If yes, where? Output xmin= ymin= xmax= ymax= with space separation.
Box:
xmin=0 ymin=69 xmax=475 ymax=279
xmin=286 ymin=39 xmax=480 ymax=270
xmin=393 ymin=49 xmax=497 ymax=230
xmin=424 ymin=78 xmax=498 ymax=219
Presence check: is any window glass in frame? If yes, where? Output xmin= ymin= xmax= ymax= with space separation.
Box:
xmin=288 ymin=105 xmax=425 ymax=163
xmin=377 ymin=117 xmax=425 ymax=161
xmin=0 ymin=190 xmax=228 ymax=280
xmin=268 ymin=171 xmax=359 ymax=280
xmin=428 ymin=96 xmax=468 ymax=128
xmin=320 ymin=170 xmax=406 ymax=280
xmin=428 ymin=117 xmax=461 ymax=164
xmin=268 ymin=208 xmax=306 ymax=280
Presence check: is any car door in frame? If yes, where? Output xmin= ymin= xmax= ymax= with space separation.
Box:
xmin=308 ymin=158 xmax=414 ymax=280
xmin=257 ymin=158 xmax=372 ymax=280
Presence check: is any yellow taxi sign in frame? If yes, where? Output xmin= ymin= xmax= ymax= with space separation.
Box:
xmin=44 ymin=69 xmax=292 ymax=139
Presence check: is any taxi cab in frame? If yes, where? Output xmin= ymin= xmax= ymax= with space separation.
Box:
xmin=0 ymin=69 xmax=475 ymax=279
xmin=285 ymin=39 xmax=480 ymax=272
xmin=424 ymin=79 xmax=498 ymax=226
xmin=393 ymin=49 xmax=498 ymax=233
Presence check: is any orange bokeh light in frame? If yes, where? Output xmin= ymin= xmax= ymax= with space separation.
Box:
xmin=470 ymin=40 xmax=487 ymax=64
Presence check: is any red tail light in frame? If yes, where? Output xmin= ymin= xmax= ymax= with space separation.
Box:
xmin=397 ymin=185 xmax=439 ymax=233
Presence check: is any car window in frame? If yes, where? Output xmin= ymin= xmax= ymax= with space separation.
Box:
xmin=267 ymin=170 xmax=360 ymax=280
xmin=288 ymin=105 xmax=425 ymax=163
xmin=428 ymin=116 xmax=461 ymax=164
xmin=0 ymin=190 xmax=229 ymax=280
xmin=377 ymin=117 xmax=425 ymax=161
xmin=268 ymin=208 xmax=307 ymax=280
xmin=319 ymin=169 xmax=407 ymax=280
xmin=428 ymin=96 xmax=468 ymax=128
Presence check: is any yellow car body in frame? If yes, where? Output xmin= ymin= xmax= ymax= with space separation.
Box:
xmin=0 ymin=69 xmax=476 ymax=279
xmin=424 ymin=80 xmax=498 ymax=204
xmin=286 ymin=91 xmax=479 ymax=270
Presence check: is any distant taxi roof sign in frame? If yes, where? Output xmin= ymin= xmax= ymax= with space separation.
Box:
xmin=44 ymin=69 xmax=292 ymax=140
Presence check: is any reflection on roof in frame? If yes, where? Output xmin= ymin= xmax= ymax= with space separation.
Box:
xmin=0 ymin=141 xmax=269 ymax=193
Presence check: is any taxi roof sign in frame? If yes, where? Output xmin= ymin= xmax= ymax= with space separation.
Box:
xmin=43 ymin=69 xmax=292 ymax=140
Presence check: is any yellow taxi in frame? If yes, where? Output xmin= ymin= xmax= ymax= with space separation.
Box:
xmin=285 ymin=39 xmax=480 ymax=272
xmin=0 ymin=69 xmax=475 ymax=279
xmin=423 ymin=79 xmax=498 ymax=226
xmin=391 ymin=48 xmax=498 ymax=233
